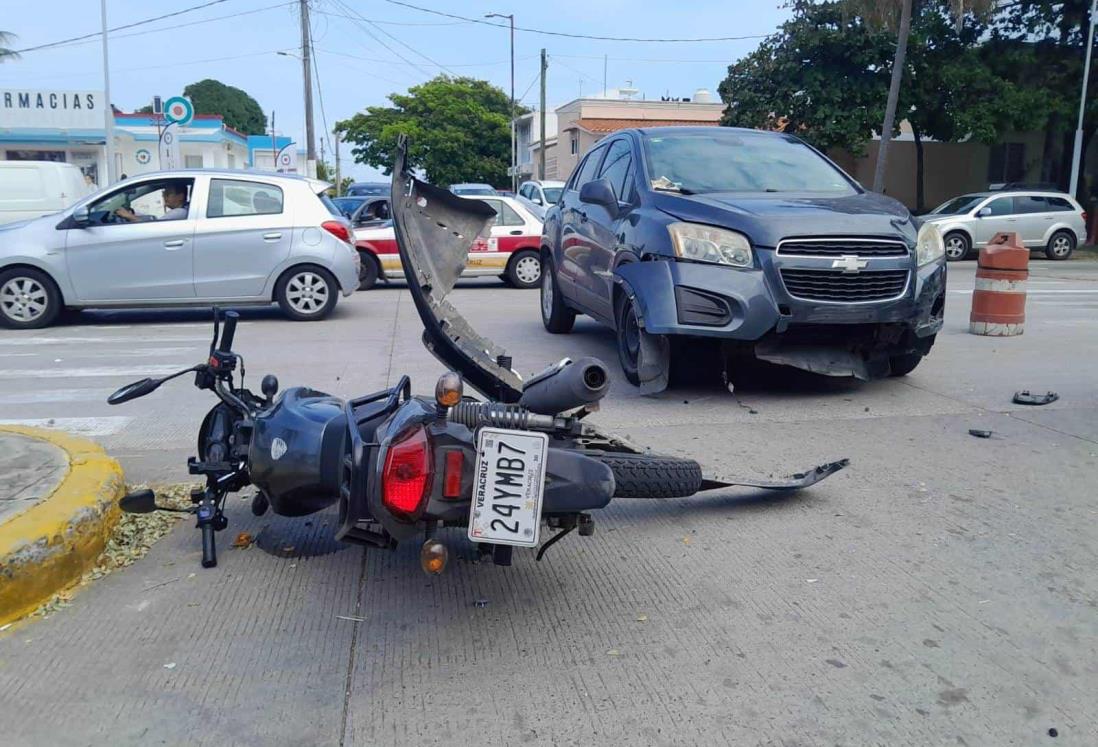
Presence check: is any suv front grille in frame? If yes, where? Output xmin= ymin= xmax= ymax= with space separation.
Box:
xmin=780 ymin=269 xmax=909 ymax=303
xmin=777 ymin=238 xmax=908 ymax=257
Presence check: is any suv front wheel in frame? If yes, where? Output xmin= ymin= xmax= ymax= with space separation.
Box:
xmin=540 ymin=257 xmax=575 ymax=333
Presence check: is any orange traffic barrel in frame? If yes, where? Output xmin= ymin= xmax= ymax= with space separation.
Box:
xmin=969 ymin=232 xmax=1028 ymax=336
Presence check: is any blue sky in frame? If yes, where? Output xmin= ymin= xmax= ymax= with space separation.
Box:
xmin=1 ymin=0 xmax=791 ymax=179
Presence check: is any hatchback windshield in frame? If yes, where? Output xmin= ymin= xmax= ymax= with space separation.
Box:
xmin=642 ymin=130 xmax=855 ymax=195
xmin=930 ymin=194 xmax=985 ymax=215
xmin=542 ymin=187 xmax=563 ymax=203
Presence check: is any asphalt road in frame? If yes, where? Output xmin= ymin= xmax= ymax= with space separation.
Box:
xmin=2 ymin=261 xmax=1097 ymax=745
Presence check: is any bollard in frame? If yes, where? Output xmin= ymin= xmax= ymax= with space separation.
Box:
xmin=969 ymin=232 xmax=1028 ymax=336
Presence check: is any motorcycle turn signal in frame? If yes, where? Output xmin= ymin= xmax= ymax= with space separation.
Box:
xmin=420 ymin=539 xmax=449 ymax=575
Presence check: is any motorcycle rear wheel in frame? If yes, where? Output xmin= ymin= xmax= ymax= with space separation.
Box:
xmin=592 ymin=452 xmax=703 ymax=498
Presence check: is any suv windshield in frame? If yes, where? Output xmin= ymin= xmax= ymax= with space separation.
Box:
xmin=930 ymin=194 xmax=984 ymax=215
xmin=641 ymin=130 xmax=856 ymax=195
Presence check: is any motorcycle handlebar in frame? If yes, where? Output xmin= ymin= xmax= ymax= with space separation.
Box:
xmin=201 ymin=522 xmax=217 ymax=568
xmin=218 ymin=311 xmax=239 ymax=353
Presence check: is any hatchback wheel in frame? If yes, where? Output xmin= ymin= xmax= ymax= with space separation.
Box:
xmin=0 ymin=268 xmax=61 ymax=329
xmin=944 ymin=231 xmax=970 ymax=261
xmin=275 ymin=266 xmax=338 ymax=321
xmin=506 ymin=250 xmax=542 ymax=289
xmin=1045 ymin=230 xmax=1075 ymax=261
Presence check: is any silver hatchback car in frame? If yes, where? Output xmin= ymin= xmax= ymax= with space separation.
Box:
xmin=0 ymin=169 xmax=360 ymax=329
xmin=922 ymin=191 xmax=1088 ymax=261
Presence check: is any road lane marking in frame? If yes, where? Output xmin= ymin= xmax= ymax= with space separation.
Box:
xmin=0 ymin=336 xmax=208 ymax=346
xmin=0 ymin=390 xmax=114 ymax=405
xmin=0 ymin=416 xmax=131 ymax=437
xmin=0 ymin=365 xmax=187 ymax=379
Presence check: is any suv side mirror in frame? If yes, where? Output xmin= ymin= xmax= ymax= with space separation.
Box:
xmin=976 ymin=207 xmax=992 ymax=218
xmin=71 ymin=205 xmax=91 ymax=227
xmin=579 ymin=178 xmax=618 ymax=215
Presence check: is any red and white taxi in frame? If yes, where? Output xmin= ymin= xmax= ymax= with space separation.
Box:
xmin=354 ymin=195 xmax=544 ymax=289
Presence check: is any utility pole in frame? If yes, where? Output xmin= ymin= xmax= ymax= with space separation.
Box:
xmin=334 ymin=130 xmax=341 ymax=196
xmin=270 ymin=110 xmax=277 ymax=170
xmin=539 ymin=48 xmax=547 ymax=181
xmin=1069 ymin=0 xmax=1097 ymax=199
xmin=486 ymin=13 xmax=515 ymax=191
xmin=100 ymin=0 xmax=116 ymax=185
xmin=603 ymin=54 xmax=607 ymax=98
xmin=299 ymin=0 xmax=317 ymax=178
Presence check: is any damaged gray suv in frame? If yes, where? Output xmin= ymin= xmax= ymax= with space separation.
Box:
xmin=539 ymin=127 xmax=947 ymax=392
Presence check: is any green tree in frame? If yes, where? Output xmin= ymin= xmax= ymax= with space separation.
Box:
xmin=984 ymin=1 xmax=1098 ymax=199
xmin=180 ymin=79 xmax=266 ymax=134
xmin=719 ymin=2 xmax=894 ymax=153
xmin=315 ymin=160 xmax=353 ymax=196
xmin=335 ymin=76 xmax=524 ymax=187
xmin=1 ymin=31 xmax=19 ymax=63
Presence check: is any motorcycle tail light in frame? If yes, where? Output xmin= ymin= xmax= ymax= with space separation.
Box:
xmin=381 ymin=426 xmax=432 ymax=520
xmin=442 ymin=450 xmax=464 ymax=499
xmin=321 ymin=220 xmax=352 ymax=244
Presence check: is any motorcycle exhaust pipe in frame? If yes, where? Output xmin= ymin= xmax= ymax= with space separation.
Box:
xmin=518 ymin=357 xmax=610 ymax=416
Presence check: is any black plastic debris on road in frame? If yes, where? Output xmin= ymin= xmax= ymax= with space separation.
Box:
xmin=968 ymin=429 xmax=993 ymax=439
xmin=1013 ymin=390 xmax=1059 ymax=406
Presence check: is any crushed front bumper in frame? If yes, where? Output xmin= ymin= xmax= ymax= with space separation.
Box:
xmin=615 ymin=255 xmax=946 ymax=342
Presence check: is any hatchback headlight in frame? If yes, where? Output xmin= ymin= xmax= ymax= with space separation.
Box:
xmin=916 ymin=222 xmax=945 ymax=266
xmin=668 ymin=222 xmax=753 ymax=268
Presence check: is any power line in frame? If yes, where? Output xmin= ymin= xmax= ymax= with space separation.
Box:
xmin=328 ymin=0 xmax=434 ymax=77
xmin=16 ymin=3 xmax=294 ymax=53
xmin=309 ymin=14 xmax=334 ymax=160
xmin=15 ymin=0 xmax=236 ymax=53
xmin=377 ymin=0 xmax=771 ymax=43
xmin=332 ymin=0 xmax=456 ymax=75
xmin=313 ymin=45 xmax=534 ymax=69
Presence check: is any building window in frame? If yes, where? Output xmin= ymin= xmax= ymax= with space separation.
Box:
xmin=5 ymin=150 xmax=65 ymax=162
xmin=570 ymin=136 xmax=578 ymax=155
xmin=987 ymin=143 xmax=1025 ymax=184
xmin=184 ymin=155 xmax=204 ymax=169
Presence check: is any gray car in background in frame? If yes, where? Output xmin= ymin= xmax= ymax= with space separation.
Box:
xmin=922 ymin=191 xmax=1087 ymax=261
xmin=0 ymin=169 xmax=360 ymax=329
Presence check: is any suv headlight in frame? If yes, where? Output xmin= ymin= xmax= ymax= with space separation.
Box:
xmin=668 ymin=222 xmax=753 ymax=268
xmin=916 ymin=222 xmax=945 ymax=266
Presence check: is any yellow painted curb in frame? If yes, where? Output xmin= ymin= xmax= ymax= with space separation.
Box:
xmin=0 ymin=426 xmax=124 ymax=625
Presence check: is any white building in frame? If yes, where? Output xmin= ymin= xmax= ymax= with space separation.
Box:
xmin=1 ymin=88 xmax=250 ymax=188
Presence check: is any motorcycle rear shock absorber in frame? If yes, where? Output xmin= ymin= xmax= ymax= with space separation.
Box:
xmin=447 ymin=401 xmax=569 ymax=432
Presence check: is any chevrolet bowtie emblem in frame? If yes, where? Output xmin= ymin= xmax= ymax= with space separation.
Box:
xmin=832 ymin=255 xmax=869 ymax=273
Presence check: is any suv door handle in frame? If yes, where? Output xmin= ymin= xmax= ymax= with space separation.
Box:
xmin=263 ymin=232 xmax=283 ymax=241
xmin=163 ymin=239 xmax=185 ymax=248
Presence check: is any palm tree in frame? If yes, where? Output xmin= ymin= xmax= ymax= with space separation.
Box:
xmin=846 ymin=0 xmax=994 ymax=192
xmin=1 ymin=31 xmax=19 ymax=63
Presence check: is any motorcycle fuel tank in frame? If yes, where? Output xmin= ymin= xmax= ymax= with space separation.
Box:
xmin=248 ymin=386 xmax=347 ymax=516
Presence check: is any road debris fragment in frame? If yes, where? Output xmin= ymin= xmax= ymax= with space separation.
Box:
xmin=968 ymin=429 xmax=993 ymax=438
xmin=1013 ymin=390 xmax=1059 ymax=406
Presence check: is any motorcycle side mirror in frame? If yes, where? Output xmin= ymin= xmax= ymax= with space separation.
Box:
xmin=119 ymin=489 xmax=158 ymax=514
xmin=107 ymin=377 xmax=163 ymax=405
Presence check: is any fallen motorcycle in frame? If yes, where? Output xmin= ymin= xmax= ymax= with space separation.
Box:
xmin=108 ymin=137 xmax=848 ymax=572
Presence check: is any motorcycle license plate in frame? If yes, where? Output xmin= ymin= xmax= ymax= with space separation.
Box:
xmin=467 ymin=427 xmax=548 ymax=548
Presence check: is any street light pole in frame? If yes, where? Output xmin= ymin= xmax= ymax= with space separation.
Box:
xmin=299 ymin=0 xmax=317 ymax=178
xmin=487 ymin=13 xmax=516 ymax=191
xmin=1069 ymin=0 xmax=1097 ymax=199
xmin=100 ymin=0 xmax=116 ymax=185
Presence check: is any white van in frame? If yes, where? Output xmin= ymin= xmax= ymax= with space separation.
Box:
xmin=0 ymin=161 xmax=89 ymax=225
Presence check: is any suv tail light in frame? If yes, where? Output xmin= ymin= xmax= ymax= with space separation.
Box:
xmin=1082 ymin=211 xmax=1089 ymax=225
xmin=381 ymin=426 xmax=432 ymax=520
xmin=322 ymin=220 xmax=351 ymax=244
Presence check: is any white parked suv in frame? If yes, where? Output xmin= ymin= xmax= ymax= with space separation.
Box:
xmin=922 ymin=191 xmax=1088 ymax=261
xmin=516 ymin=179 xmax=565 ymax=220
xmin=0 ymin=169 xmax=360 ymax=328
